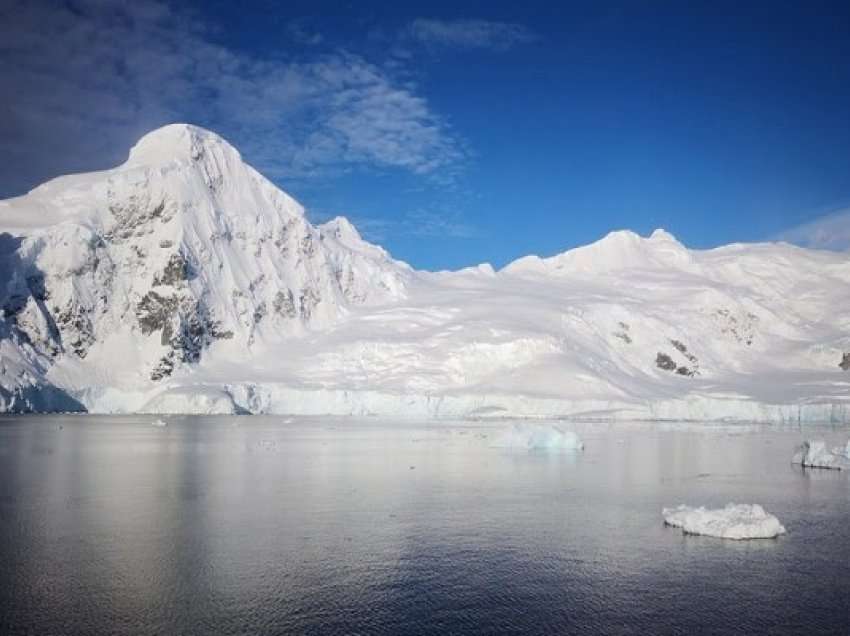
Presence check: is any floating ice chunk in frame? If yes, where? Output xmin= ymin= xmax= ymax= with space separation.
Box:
xmin=792 ymin=440 xmax=850 ymax=470
xmin=151 ymin=418 xmax=168 ymax=427
xmin=490 ymin=423 xmax=584 ymax=451
xmin=663 ymin=503 xmax=786 ymax=540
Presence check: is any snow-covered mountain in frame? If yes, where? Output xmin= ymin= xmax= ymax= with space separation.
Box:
xmin=2 ymin=124 xmax=849 ymax=421
xmin=0 ymin=124 xmax=409 ymax=412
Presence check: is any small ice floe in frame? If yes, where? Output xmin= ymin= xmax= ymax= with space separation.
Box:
xmin=151 ymin=418 xmax=168 ymax=428
xmin=662 ymin=503 xmax=786 ymax=540
xmin=791 ymin=440 xmax=850 ymax=470
xmin=490 ymin=423 xmax=584 ymax=451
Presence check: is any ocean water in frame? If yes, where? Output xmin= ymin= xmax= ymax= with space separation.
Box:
xmin=1 ymin=415 xmax=849 ymax=635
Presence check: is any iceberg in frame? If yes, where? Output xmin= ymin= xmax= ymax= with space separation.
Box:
xmin=490 ymin=423 xmax=584 ymax=451
xmin=662 ymin=503 xmax=786 ymax=540
xmin=791 ymin=440 xmax=850 ymax=470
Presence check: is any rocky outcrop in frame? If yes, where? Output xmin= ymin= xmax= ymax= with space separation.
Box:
xmin=655 ymin=340 xmax=699 ymax=377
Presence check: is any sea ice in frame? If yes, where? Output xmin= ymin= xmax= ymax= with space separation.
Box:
xmin=490 ymin=423 xmax=584 ymax=451
xmin=791 ymin=440 xmax=850 ymax=470
xmin=662 ymin=503 xmax=786 ymax=540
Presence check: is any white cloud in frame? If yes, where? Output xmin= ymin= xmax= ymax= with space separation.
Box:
xmin=0 ymin=0 xmax=465 ymax=196
xmin=776 ymin=207 xmax=850 ymax=251
xmin=407 ymin=18 xmax=538 ymax=50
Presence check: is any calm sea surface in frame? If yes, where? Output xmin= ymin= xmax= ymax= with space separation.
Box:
xmin=1 ymin=415 xmax=849 ymax=635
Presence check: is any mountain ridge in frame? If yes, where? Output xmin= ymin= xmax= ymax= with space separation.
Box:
xmin=2 ymin=124 xmax=849 ymax=420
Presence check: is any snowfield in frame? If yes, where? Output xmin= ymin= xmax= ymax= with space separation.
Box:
xmin=662 ymin=504 xmax=786 ymax=540
xmin=2 ymin=124 xmax=850 ymax=419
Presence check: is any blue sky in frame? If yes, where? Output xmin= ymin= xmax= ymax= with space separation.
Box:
xmin=2 ymin=1 xmax=850 ymax=269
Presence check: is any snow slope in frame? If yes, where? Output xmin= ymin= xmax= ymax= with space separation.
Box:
xmin=2 ymin=124 xmax=849 ymax=419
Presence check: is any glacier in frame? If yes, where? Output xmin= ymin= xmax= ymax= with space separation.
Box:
xmin=2 ymin=123 xmax=850 ymax=420
xmin=662 ymin=504 xmax=786 ymax=540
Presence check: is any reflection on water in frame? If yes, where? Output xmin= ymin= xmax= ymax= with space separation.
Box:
xmin=1 ymin=416 xmax=849 ymax=634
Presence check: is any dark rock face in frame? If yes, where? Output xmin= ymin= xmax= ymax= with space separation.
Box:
xmin=840 ymin=353 xmax=850 ymax=371
xmin=656 ymin=343 xmax=699 ymax=377
xmin=137 ymin=291 xmax=234 ymax=381
xmin=669 ymin=339 xmax=698 ymax=364
xmin=298 ymin=287 xmax=320 ymax=320
xmin=656 ymin=352 xmax=677 ymax=371
xmin=105 ymin=195 xmax=171 ymax=243
xmin=153 ymin=253 xmax=191 ymax=286
xmin=273 ymin=290 xmax=297 ymax=318
xmin=613 ymin=321 xmax=632 ymax=344
xmin=137 ymin=291 xmax=180 ymax=335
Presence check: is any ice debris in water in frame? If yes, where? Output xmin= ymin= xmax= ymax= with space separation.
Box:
xmin=151 ymin=418 xmax=168 ymax=427
xmin=490 ymin=423 xmax=584 ymax=451
xmin=791 ymin=440 xmax=850 ymax=470
xmin=663 ymin=503 xmax=786 ymax=540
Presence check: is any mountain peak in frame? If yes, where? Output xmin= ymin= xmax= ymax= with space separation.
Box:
xmin=649 ymin=228 xmax=678 ymax=242
xmin=126 ymin=124 xmax=238 ymax=167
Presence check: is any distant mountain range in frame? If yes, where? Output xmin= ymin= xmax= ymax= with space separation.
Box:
xmin=2 ymin=124 xmax=848 ymax=421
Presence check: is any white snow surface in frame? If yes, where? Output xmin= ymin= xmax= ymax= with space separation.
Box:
xmin=490 ymin=423 xmax=584 ymax=450
xmin=662 ymin=504 xmax=786 ymax=540
xmin=791 ymin=440 xmax=850 ymax=470
xmin=2 ymin=123 xmax=850 ymax=419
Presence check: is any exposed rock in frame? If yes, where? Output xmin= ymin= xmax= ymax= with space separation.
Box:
xmin=656 ymin=352 xmax=677 ymax=371
xmin=273 ymin=289 xmax=297 ymax=318
xmin=299 ymin=287 xmax=320 ymax=320
xmin=656 ymin=350 xmax=698 ymax=377
xmin=669 ymin=339 xmax=698 ymax=363
xmin=613 ymin=321 xmax=632 ymax=344
xmin=712 ymin=308 xmax=758 ymax=346
xmin=153 ymin=253 xmax=191 ymax=286
xmin=136 ymin=291 xmax=180 ymax=335
xmin=840 ymin=353 xmax=850 ymax=371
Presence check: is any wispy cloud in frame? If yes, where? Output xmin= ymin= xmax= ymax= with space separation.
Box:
xmin=403 ymin=209 xmax=479 ymax=238
xmin=406 ymin=18 xmax=538 ymax=51
xmin=0 ymin=0 xmax=465 ymax=196
xmin=337 ymin=208 xmax=480 ymax=243
xmin=286 ymin=18 xmax=324 ymax=46
xmin=776 ymin=207 xmax=850 ymax=251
